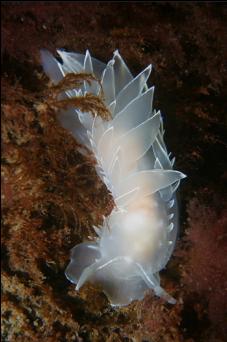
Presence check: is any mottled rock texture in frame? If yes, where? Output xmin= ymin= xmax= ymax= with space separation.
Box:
xmin=1 ymin=2 xmax=227 ymax=341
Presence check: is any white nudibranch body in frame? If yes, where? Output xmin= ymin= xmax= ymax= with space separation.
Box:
xmin=40 ymin=49 xmax=186 ymax=306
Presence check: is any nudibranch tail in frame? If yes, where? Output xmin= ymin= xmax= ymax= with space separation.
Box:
xmin=41 ymin=49 xmax=186 ymax=306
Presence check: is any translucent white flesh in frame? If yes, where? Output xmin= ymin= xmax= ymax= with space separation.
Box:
xmin=41 ymin=49 xmax=186 ymax=306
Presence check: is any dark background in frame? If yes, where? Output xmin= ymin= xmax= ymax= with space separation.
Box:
xmin=2 ymin=2 xmax=227 ymax=342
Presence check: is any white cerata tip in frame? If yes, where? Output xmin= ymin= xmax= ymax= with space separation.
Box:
xmin=41 ymin=49 xmax=186 ymax=306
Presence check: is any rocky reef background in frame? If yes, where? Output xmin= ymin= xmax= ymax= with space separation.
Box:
xmin=1 ymin=2 xmax=227 ymax=341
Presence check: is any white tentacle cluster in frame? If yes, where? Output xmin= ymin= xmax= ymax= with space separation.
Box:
xmin=41 ymin=49 xmax=186 ymax=306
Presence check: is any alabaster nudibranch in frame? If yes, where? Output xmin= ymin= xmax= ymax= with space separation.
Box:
xmin=40 ymin=49 xmax=186 ymax=306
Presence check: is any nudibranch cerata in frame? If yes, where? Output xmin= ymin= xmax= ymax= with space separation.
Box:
xmin=40 ymin=49 xmax=186 ymax=306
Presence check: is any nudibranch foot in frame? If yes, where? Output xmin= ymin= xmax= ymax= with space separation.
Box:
xmin=66 ymin=244 xmax=176 ymax=306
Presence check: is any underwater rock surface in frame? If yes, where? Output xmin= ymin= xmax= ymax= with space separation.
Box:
xmin=2 ymin=2 xmax=227 ymax=341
